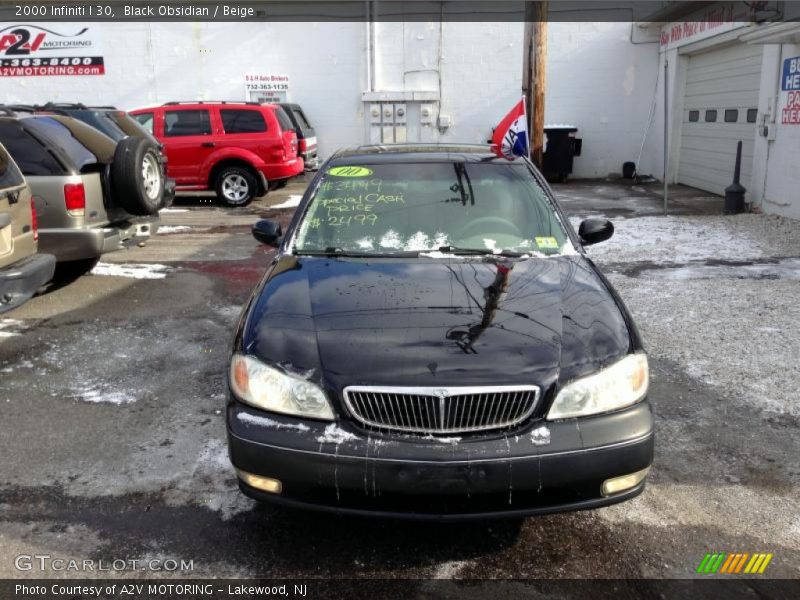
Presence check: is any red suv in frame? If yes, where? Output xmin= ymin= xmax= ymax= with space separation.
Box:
xmin=130 ymin=102 xmax=303 ymax=206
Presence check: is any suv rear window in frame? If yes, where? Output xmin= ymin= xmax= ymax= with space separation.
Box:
xmin=273 ymin=107 xmax=294 ymax=132
xmin=0 ymin=121 xmax=66 ymax=176
xmin=0 ymin=143 xmax=25 ymax=187
xmin=165 ymin=110 xmax=211 ymax=137
xmin=221 ymin=109 xmax=267 ymax=133
xmin=133 ymin=112 xmax=154 ymax=134
xmin=26 ymin=117 xmax=110 ymax=172
xmin=291 ymin=108 xmax=312 ymax=130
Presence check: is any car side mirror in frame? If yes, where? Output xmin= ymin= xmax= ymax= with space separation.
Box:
xmin=252 ymin=219 xmax=282 ymax=246
xmin=578 ymin=218 xmax=614 ymax=246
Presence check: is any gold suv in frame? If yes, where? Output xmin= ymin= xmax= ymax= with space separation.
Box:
xmin=0 ymin=141 xmax=55 ymax=314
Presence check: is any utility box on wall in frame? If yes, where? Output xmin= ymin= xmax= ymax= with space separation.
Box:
xmin=362 ymin=91 xmax=439 ymax=144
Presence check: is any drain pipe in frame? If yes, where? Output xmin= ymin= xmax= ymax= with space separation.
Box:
xmin=663 ymin=57 xmax=669 ymax=215
xmin=366 ymin=1 xmax=376 ymax=92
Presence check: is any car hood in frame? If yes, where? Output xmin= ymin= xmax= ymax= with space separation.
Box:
xmin=242 ymin=255 xmax=632 ymax=398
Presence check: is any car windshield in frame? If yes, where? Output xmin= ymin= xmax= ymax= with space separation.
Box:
xmin=292 ymin=161 xmax=571 ymax=256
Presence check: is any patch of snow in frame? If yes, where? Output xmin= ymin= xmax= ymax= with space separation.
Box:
xmin=530 ymin=425 xmax=551 ymax=446
xmin=160 ymin=208 xmax=189 ymax=213
xmin=379 ymin=229 xmax=402 ymax=249
xmin=356 ymin=237 xmax=374 ymax=249
xmin=237 ymin=413 xmax=310 ymax=432
xmin=316 ymin=423 xmax=358 ymax=444
xmin=570 ymin=215 xmax=771 ymax=264
xmin=0 ymin=318 xmax=27 ymax=339
xmin=157 ymin=225 xmax=192 ymax=234
xmin=483 ymin=238 xmax=501 ymax=254
xmin=91 ymin=262 xmax=173 ymax=280
xmin=269 ymin=195 xmax=303 ymax=210
xmin=424 ymin=435 xmax=461 ymax=445
xmin=432 ymin=560 xmax=469 ymax=579
xmin=74 ymin=383 xmax=136 ymax=405
xmin=405 ymin=231 xmax=433 ymax=251
xmin=419 ymin=251 xmax=465 ymax=259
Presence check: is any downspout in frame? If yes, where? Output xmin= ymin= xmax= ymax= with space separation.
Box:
xmin=366 ymin=1 xmax=376 ymax=92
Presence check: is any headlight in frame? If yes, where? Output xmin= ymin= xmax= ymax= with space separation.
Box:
xmin=547 ymin=353 xmax=648 ymax=420
xmin=229 ymin=353 xmax=334 ymax=420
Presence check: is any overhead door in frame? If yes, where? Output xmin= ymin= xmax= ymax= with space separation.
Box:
xmin=678 ymin=43 xmax=762 ymax=195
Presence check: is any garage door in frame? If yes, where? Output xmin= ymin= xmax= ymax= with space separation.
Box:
xmin=678 ymin=43 xmax=762 ymax=195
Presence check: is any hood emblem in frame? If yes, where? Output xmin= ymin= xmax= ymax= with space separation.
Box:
xmin=434 ymin=389 xmax=449 ymax=429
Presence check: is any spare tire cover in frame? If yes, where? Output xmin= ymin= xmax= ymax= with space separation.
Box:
xmin=111 ymin=136 xmax=164 ymax=216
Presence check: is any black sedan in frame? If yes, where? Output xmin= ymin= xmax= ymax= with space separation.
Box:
xmin=227 ymin=145 xmax=653 ymax=519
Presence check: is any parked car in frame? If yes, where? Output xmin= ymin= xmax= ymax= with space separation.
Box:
xmin=21 ymin=103 xmax=175 ymax=206
xmin=130 ymin=101 xmax=304 ymax=206
xmin=0 ymin=107 xmax=166 ymax=271
xmin=277 ymin=103 xmax=319 ymax=172
xmin=227 ymin=144 xmax=653 ymax=519
xmin=0 ymin=141 xmax=55 ymax=313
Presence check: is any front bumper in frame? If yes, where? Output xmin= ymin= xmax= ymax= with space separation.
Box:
xmin=38 ymin=218 xmax=159 ymax=262
xmin=227 ymin=401 xmax=654 ymax=520
xmin=0 ymin=253 xmax=56 ymax=314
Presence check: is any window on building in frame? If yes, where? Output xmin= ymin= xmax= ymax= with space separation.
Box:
xmin=688 ymin=110 xmax=700 ymax=122
xmin=133 ymin=112 xmax=154 ymax=134
xmin=164 ymin=110 xmax=211 ymax=137
xmin=724 ymin=109 xmax=738 ymax=123
xmin=221 ymin=109 xmax=267 ymax=134
xmin=747 ymin=109 xmax=758 ymax=123
xmin=705 ymin=110 xmax=717 ymax=123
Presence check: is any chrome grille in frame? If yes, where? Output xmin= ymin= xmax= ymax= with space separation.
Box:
xmin=343 ymin=386 xmax=540 ymax=435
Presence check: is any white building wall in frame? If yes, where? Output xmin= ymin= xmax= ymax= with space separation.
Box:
xmin=545 ymin=22 xmax=660 ymax=178
xmin=3 ymin=19 xmax=657 ymax=177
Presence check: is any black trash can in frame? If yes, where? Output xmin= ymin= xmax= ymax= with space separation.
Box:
xmin=543 ymin=125 xmax=581 ymax=183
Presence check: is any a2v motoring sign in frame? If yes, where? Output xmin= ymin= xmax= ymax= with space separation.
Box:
xmin=0 ymin=24 xmax=104 ymax=77
xmin=782 ymin=55 xmax=800 ymax=125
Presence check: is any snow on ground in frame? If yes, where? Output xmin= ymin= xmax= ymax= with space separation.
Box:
xmin=0 ymin=318 xmax=28 ymax=339
xmin=268 ymin=195 xmax=303 ymax=210
xmin=90 ymin=262 xmax=173 ymax=280
xmin=588 ymin=213 xmax=800 ymax=417
xmin=160 ymin=208 xmax=189 ymax=213
xmin=157 ymin=225 xmax=193 ymax=234
xmin=570 ymin=214 xmax=800 ymax=264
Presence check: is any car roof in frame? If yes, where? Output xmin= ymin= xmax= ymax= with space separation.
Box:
xmin=328 ymin=144 xmax=523 ymax=165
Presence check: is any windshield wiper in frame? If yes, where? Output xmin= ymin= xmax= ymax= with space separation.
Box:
xmin=437 ymin=245 xmax=524 ymax=257
xmin=293 ymin=247 xmax=419 ymax=258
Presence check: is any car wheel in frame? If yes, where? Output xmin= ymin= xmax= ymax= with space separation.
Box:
xmin=111 ymin=137 xmax=164 ymax=216
xmin=216 ymin=167 xmax=257 ymax=207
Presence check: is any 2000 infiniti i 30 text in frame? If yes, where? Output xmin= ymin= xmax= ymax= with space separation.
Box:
xmin=227 ymin=145 xmax=653 ymax=519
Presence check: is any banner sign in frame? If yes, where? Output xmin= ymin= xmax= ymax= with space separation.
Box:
xmin=0 ymin=24 xmax=104 ymax=77
xmin=782 ymin=56 xmax=800 ymax=92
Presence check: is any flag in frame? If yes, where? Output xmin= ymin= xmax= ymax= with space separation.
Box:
xmin=491 ymin=98 xmax=529 ymax=160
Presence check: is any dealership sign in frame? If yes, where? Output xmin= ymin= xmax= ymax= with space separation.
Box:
xmin=244 ymin=74 xmax=289 ymax=103
xmin=0 ymin=24 xmax=104 ymax=77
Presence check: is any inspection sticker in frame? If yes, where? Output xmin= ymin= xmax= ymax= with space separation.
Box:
xmin=328 ymin=166 xmax=373 ymax=177
xmin=535 ymin=236 xmax=559 ymax=249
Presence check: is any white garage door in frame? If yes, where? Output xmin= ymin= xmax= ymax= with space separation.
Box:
xmin=678 ymin=43 xmax=762 ymax=195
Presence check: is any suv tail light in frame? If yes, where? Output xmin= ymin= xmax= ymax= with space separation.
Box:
xmin=299 ymin=138 xmax=307 ymax=153
xmin=31 ymin=198 xmax=39 ymax=241
xmin=64 ymin=183 xmax=85 ymax=217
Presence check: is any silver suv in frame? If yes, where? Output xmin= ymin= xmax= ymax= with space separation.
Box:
xmin=0 ymin=107 xmax=168 ymax=271
xmin=0 ymin=142 xmax=55 ymax=313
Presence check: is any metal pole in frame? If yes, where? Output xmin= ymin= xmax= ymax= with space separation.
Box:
xmin=663 ymin=57 xmax=669 ymax=215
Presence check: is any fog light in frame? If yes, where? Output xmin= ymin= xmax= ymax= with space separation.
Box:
xmin=601 ymin=467 xmax=650 ymax=497
xmin=236 ymin=469 xmax=282 ymax=494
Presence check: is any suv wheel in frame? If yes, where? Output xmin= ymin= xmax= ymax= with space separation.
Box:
xmin=112 ymin=137 xmax=164 ymax=216
xmin=216 ymin=167 xmax=257 ymax=207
